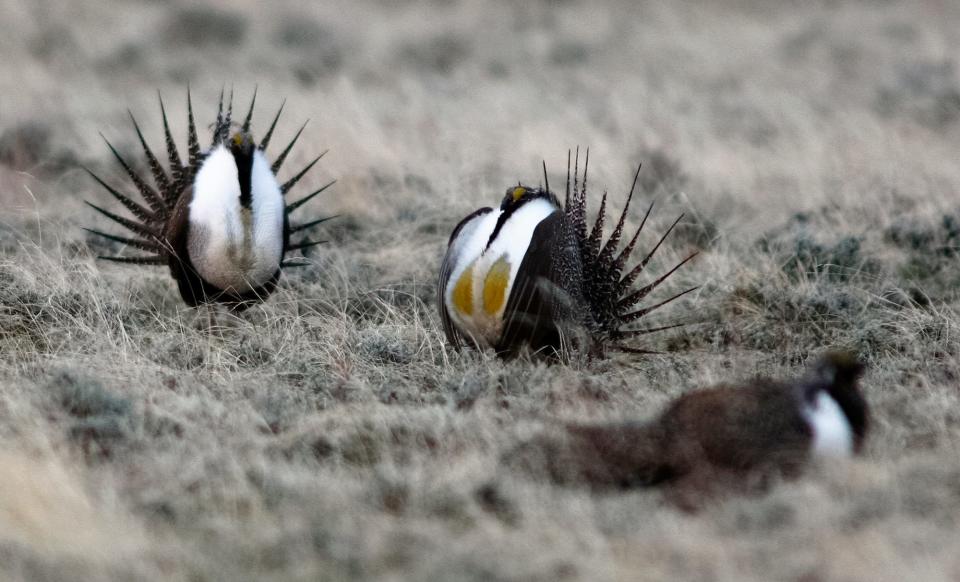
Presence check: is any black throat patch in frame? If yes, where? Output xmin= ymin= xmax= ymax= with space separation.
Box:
xmin=230 ymin=144 xmax=254 ymax=209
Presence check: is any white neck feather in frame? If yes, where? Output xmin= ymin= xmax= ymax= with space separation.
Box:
xmin=444 ymin=198 xmax=559 ymax=347
xmin=805 ymin=391 xmax=854 ymax=458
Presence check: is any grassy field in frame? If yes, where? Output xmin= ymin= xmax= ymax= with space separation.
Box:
xmin=2 ymin=0 xmax=960 ymax=580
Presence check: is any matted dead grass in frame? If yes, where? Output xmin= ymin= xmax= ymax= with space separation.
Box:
xmin=2 ymin=0 xmax=960 ymax=580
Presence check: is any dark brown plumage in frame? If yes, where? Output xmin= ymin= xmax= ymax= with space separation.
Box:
xmin=505 ymin=352 xmax=869 ymax=508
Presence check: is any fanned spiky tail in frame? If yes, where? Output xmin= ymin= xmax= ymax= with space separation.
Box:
xmin=85 ymin=88 xmax=217 ymax=264
xmin=86 ymin=88 xmax=335 ymax=266
xmin=562 ymin=149 xmax=698 ymax=352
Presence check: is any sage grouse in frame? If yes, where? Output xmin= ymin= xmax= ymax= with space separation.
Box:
xmin=507 ymin=352 xmax=869 ymax=507
xmin=84 ymin=89 xmax=334 ymax=309
xmin=438 ymin=150 xmax=698 ymax=357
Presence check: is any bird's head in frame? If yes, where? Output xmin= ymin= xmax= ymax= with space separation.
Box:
xmin=805 ymin=351 xmax=869 ymax=451
xmin=500 ymin=185 xmax=554 ymax=211
xmin=229 ymin=131 xmax=256 ymax=158
xmin=811 ymin=351 xmax=865 ymax=389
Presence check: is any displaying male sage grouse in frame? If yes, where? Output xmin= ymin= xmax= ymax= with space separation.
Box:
xmin=438 ymin=150 xmax=698 ymax=357
xmin=84 ymin=89 xmax=334 ymax=309
xmin=506 ymin=352 xmax=868 ymax=508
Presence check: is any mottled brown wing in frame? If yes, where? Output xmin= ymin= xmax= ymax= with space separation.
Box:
xmin=163 ymin=185 xmax=208 ymax=307
xmin=498 ymin=211 xmax=584 ymax=356
xmin=658 ymin=381 xmax=813 ymax=478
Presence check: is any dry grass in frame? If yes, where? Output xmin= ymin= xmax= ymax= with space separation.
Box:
xmin=2 ymin=0 xmax=960 ymax=580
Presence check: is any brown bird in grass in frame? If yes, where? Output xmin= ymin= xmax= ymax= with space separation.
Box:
xmin=506 ymin=352 xmax=868 ymax=508
xmin=84 ymin=88 xmax=335 ymax=309
xmin=438 ymin=149 xmax=699 ymax=358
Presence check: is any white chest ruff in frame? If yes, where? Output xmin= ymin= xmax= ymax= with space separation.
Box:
xmin=187 ymin=147 xmax=285 ymax=293
xmin=445 ymin=199 xmax=558 ymax=348
xmin=804 ymin=391 xmax=854 ymax=458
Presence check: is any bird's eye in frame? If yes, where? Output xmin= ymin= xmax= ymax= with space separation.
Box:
xmin=511 ymin=186 xmax=525 ymax=202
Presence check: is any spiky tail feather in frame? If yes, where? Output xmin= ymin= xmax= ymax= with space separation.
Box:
xmin=559 ymin=149 xmax=698 ymax=352
xmin=85 ymin=88 xmax=210 ymax=262
xmin=86 ymin=88 xmax=335 ymax=265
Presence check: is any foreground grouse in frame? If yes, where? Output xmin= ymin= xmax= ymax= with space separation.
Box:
xmin=85 ymin=88 xmax=334 ymax=309
xmin=438 ymin=150 xmax=699 ymax=357
xmin=505 ymin=352 xmax=869 ymax=508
